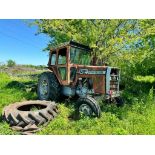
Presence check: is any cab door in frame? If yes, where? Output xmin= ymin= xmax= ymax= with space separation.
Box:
xmin=57 ymin=47 xmax=69 ymax=85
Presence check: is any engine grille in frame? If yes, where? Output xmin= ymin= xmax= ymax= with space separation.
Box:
xmin=110 ymin=74 xmax=119 ymax=92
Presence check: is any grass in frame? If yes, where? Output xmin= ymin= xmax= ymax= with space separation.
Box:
xmin=134 ymin=75 xmax=155 ymax=83
xmin=0 ymin=72 xmax=155 ymax=135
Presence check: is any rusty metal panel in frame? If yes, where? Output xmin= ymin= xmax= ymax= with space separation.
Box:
xmin=75 ymin=74 xmax=106 ymax=94
xmin=93 ymin=75 xmax=105 ymax=94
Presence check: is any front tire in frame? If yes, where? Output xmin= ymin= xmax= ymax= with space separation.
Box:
xmin=37 ymin=72 xmax=61 ymax=102
xmin=76 ymin=96 xmax=101 ymax=118
xmin=115 ymin=97 xmax=124 ymax=107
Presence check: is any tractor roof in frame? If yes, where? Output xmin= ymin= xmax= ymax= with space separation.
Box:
xmin=50 ymin=41 xmax=91 ymax=51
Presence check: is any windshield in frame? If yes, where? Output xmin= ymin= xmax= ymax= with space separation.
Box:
xmin=70 ymin=47 xmax=91 ymax=65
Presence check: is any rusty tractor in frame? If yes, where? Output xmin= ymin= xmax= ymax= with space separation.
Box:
xmin=37 ymin=41 xmax=123 ymax=117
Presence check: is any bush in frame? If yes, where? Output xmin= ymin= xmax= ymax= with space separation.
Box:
xmin=7 ymin=59 xmax=16 ymax=67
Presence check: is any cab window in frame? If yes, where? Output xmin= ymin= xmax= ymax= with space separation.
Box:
xmin=50 ymin=51 xmax=56 ymax=65
xmin=58 ymin=48 xmax=67 ymax=65
xmin=70 ymin=47 xmax=91 ymax=65
xmin=58 ymin=67 xmax=66 ymax=80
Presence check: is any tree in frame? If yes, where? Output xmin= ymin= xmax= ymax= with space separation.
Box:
xmin=32 ymin=19 xmax=155 ymax=77
xmin=32 ymin=20 xmax=134 ymax=62
xmin=7 ymin=59 xmax=16 ymax=67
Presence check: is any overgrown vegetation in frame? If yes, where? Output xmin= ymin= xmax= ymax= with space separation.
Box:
xmin=0 ymin=72 xmax=154 ymax=135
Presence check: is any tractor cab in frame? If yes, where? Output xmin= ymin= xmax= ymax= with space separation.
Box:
xmin=48 ymin=41 xmax=92 ymax=85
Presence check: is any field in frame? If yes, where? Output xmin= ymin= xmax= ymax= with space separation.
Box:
xmin=0 ymin=66 xmax=155 ymax=135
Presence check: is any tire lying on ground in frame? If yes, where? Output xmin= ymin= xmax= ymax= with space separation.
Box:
xmin=2 ymin=100 xmax=58 ymax=128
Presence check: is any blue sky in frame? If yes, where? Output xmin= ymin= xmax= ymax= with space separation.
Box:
xmin=0 ymin=19 xmax=51 ymax=65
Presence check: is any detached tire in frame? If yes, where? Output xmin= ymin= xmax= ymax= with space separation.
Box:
xmin=76 ymin=96 xmax=101 ymax=118
xmin=37 ymin=72 xmax=61 ymax=102
xmin=2 ymin=100 xmax=58 ymax=127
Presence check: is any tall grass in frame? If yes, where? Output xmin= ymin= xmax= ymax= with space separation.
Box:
xmin=0 ymin=72 xmax=154 ymax=135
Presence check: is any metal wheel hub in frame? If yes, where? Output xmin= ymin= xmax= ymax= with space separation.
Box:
xmin=40 ymin=80 xmax=48 ymax=96
xmin=79 ymin=104 xmax=93 ymax=116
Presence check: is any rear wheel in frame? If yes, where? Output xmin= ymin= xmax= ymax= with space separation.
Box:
xmin=37 ymin=72 xmax=61 ymax=102
xmin=76 ymin=96 xmax=101 ymax=117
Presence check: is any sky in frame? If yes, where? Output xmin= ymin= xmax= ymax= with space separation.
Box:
xmin=0 ymin=19 xmax=51 ymax=65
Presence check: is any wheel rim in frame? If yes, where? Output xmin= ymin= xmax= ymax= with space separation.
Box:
xmin=40 ymin=79 xmax=48 ymax=98
xmin=79 ymin=104 xmax=93 ymax=116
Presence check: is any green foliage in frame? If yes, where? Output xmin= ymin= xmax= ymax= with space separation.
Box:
xmin=134 ymin=76 xmax=155 ymax=83
xmin=7 ymin=59 xmax=16 ymax=67
xmin=32 ymin=19 xmax=133 ymax=63
xmin=148 ymin=87 xmax=154 ymax=101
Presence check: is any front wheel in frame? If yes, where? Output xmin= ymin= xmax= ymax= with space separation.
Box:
xmin=115 ymin=97 xmax=124 ymax=107
xmin=76 ymin=96 xmax=101 ymax=118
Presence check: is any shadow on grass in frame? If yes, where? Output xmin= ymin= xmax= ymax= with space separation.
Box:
xmin=5 ymin=81 xmax=37 ymax=92
xmin=3 ymin=80 xmax=38 ymax=102
xmin=124 ymin=80 xmax=155 ymax=95
xmin=0 ymin=114 xmax=4 ymax=123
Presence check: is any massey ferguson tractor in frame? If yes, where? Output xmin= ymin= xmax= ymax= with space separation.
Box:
xmin=37 ymin=41 xmax=123 ymax=117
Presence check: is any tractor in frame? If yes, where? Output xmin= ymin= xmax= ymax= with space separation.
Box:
xmin=37 ymin=41 xmax=123 ymax=117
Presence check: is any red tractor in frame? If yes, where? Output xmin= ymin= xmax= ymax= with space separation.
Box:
xmin=37 ymin=41 xmax=123 ymax=117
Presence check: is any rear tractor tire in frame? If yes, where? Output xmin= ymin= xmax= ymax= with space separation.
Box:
xmin=76 ymin=96 xmax=101 ymax=118
xmin=37 ymin=72 xmax=61 ymax=102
